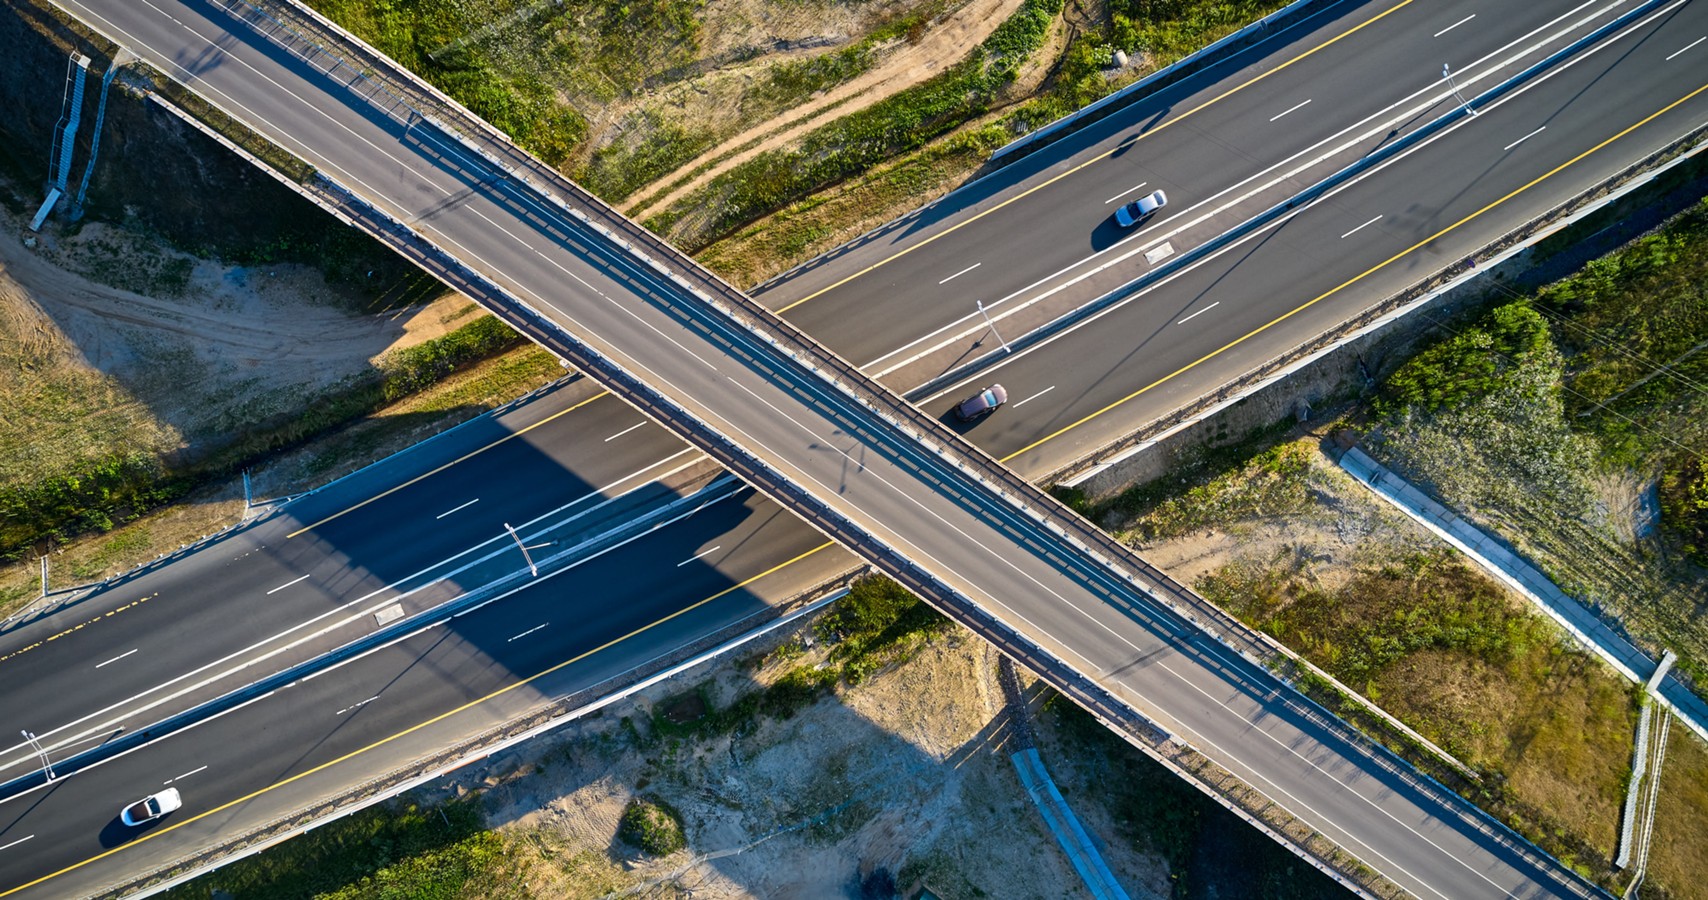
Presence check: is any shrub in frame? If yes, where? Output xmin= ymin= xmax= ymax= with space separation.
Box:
xmin=1377 ymin=303 xmax=1553 ymax=416
xmin=1660 ymin=455 xmax=1708 ymax=564
xmin=619 ymin=796 xmax=687 ymax=856
xmin=816 ymin=575 xmax=949 ymax=682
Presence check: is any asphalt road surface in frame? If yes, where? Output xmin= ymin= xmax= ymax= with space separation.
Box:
xmin=3 ymin=0 xmax=1703 ymax=894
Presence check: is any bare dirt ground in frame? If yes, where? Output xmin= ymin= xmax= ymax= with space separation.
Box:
xmin=0 ymin=198 xmax=477 ymax=600
xmin=2 ymin=219 xmax=465 ymax=448
xmin=418 ymin=628 xmax=1171 ymax=899
xmin=623 ymin=0 xmax=1024 ymax=220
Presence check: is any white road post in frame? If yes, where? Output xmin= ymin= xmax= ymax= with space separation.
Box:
xmin=976 ymin=300 xmax=1012 ymax=353
xmin=21 ymin=730 xmax=55 ymax=782
xmin=1443 ymin=63 xmax=1479 ymax=116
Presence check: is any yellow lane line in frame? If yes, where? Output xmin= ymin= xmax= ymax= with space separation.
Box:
xmin=773 ymin=0 xmax=1417 ymax=315
xmin=286 ymin=390 xmax=612 ymax=538
xmin=1 ymin=540 xmax=837 ymax=898
xmin=1001 ymin=80 xmax=1708 ymax=463
xmin=0 ymin=594 xmax=157 ymax=669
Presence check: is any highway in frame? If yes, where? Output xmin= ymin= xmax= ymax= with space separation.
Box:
xmin=0 ymin=0 xmax=1701 ymax=894
xmin=0 ymin=0 xmax=1647 ymax=785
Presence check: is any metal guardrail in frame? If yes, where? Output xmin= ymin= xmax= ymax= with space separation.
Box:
xmin=988 ymin=0 xmax=1342 ymax=162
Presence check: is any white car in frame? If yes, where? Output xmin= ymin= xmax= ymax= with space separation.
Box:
xmin=120 ymin=788 xmax=181 ymax=826
xmin=1115 ymin=189 xmax=1168 ymax=227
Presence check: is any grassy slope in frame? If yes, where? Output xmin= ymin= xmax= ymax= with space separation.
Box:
xmin=1371 ymin=199 xmax=1708 ymax=684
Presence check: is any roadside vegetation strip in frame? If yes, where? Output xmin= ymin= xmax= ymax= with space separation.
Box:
xmin=1369 ymin=200 xmax=1708 ymax=687
xmin=155 ymin=797 xmax=508 ymax=900
xmin=644 ymin=0 xmax=1068 ymax=250
xmin=1096 ymin=434 xmax=1641 ymax=888
xmin=0 ymin=308 xmax=530 ymax=563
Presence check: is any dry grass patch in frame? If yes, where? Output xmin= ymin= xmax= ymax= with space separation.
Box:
xmin=1647 ymin=728 xmax=1708 ymax=898
xmin=698 ymin=123 xmax=1007 ymax=289
xmin=1115 ymin=435 xmax=1639 ymax=875
xmin=1371 ymin=647 xmax=1633 ymax=854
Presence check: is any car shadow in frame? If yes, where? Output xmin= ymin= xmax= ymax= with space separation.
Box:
xmin=937 ymin=407 xmax=984 ymax=436
xmin=99 ymin=814 xmax=165 ymax=849
xmin=1089 ymin=216 xmax=1137 ymax=252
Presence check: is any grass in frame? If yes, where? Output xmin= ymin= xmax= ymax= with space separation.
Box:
xmin=697 ymin=122 xmax=1011 ymax=288
xmin=647 ymin=0 xmax=1068 ymax=249
xmin=1368 ymin=198 xmax=1708 ymax=685
xmin=304 ymin=0 xmax=600 ymax=169
xmin=1648 ymin=720 xmax=1708 ymax=898
xmin=649 ymin=575 xmax=949 ymax=742
xmin=1180 ymin=477 xmax=1636 ymax=878
xmin=0 ymin=309 xmax=529 ymax=567
xmin=1114 ymin=440 xmax=1317 ymax=542
xmin=159 ymin=797 xmax=516 ymax=900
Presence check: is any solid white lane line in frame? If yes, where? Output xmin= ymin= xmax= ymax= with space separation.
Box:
xmin=435 ymin=498 xmax=479 ymax=519
xmin=1013 ymin=386 xmax=1057 ymax=407
xmin=863 ymin=0 xmax=1656 ymax=377
xmin=938 ymin=263 xmax=982 ymax=284
xmin=1269 ymin=98 xmax=1312 ymax=122
xmin=0 ymin=836 xmax=32 ymax=852
xmin=604 ymin=422 xmax=646 ymax=442
xmin=266 ymin=573 xmax=311 ymax=595
xmin=677 ymin=546 xmax=722 ymax=567
xmin=1176 ymin=302 xmax=1221 ymax=325
xmin=1503 ymin=125 xmax=1546 ymax=151
xmin=1340 ymin=214 xmax=1384 ymax=238
xmin=1666 ymin=36 xmax=1705 ymax=60
xmin=1434 ymin=13 xmax=1476 ymax=37
xmin=507 ymin=623 xmax=548 ymax=642
xmin=335 ymin=696 xmax=379 ymax=716
xmin=1104 ymin=181 xmax=1148 ymax=204
xmin=95 ymin=649 xmax=139 ymax=669
xmin=165 ymin=765 xmax=208 ymax=784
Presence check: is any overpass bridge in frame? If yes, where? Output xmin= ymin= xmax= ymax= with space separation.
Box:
xmin=41 ymin=0 xmax=1619 ymax=895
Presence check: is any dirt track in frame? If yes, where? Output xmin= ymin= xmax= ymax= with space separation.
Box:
xmin=623 ymin=0 xmax=1027 ymax=221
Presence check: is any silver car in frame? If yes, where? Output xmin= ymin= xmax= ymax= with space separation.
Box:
xmin=955 ymin=384 xmax=1008 ymax=421
xmin=1114 ymin=189 xmax=1168 ymax=227
xmin=120 ymin=788 xmax=181 ymax=826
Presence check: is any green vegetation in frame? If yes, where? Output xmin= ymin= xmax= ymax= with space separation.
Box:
xmin=1117 ymin=440 xmax=1315 ymax=542
xmin=1660 ymin=455 xmax=1708 ymax=564
xmin=376 ymin=315 xmax=526 ymax=401
xmin=304 ymin=0 xmax=625 ymax=168
xmin=1203 ymin=548 xmax=1547 ymax=693
xmin=650 ymin=575 xmax=947 ymax=741
xmin=1376 ymin=304 xmax=1553 ymax=415
xmin=649 ymin=0 xmax=1067 ymax=248
xmin=1111 ymin=0 xmax=1285 ymax=66
xmin=1198 ymin=541 xmax=1633 ymax=876
xmin=0 ymin=313 xmax=523 ymax=563
xmin=1370 ymin=197 xmax=1708 ymax=683
xmin=697 ymin=123 xmax=1010 ymax=286
xmin=161 ymin=798 xmax=513 ymax=900
xmin=618 ymin=796 xmax=688 ymax=855
xmin=815 ymin=573 xmax=951 ymax=683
